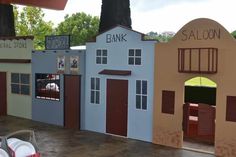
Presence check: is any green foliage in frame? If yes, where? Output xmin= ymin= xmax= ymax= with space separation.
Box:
xmin=14 ymin=6 xmax=54 ymax=50
xmin=232 ymin=30 xmax=236 ymax=39
xmin=146 ymin=31 xmax=174 ymax=42
xmin=55 ymin=12 xmax=99 ymax=46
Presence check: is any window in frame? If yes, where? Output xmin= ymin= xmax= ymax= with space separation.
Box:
xmin=91 ymin=77 xmax=100 ymax=104
xmin=136 ymin=80 xmax=147 ymax=110
xmin=11 ymin=73 xmax=30 ymax=95
xmin=128 ymin=49 xmax=141 ymax=65
xmin=96 ymin=49 xmax=107 ymax=64
xmin=226 ymin=96 xmax=236 ymax=122
xmin=162 ymin=90 xmax=175 ymax=114
xmin=35 ymin=74 xmax=60 ymax=101
xmin=178 ymin=48 xmax=218 ymax=74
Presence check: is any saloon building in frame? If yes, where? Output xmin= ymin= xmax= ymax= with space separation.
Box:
xmin=153 ymin=18 xmax=236 ymax=157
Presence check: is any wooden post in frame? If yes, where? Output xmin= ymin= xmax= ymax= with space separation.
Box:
xmin=0 ymin=4 xmax=16 ymax=36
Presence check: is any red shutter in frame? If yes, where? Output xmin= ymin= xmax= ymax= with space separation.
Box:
xmin=162 ymin=90 xmax=175 ymax=114
xmin=226 ymin=96 xmax=236 ymax=122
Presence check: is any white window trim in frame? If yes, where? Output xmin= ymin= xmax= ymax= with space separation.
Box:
xmin=128 ymin=48 xmax=143 ymax=66
xmin=11 ymin=73 xmax=31 ymax=96
xmin=90 ymin=77 xmax=100 ymax=104
xmin=96 ymin=49 xmax=108 ymax=65
xmin=135 ymin=79 xmax=148 ymax=111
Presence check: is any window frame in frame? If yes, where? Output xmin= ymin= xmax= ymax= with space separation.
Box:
xmin=96 ymin=49 xmax=108 ymax=65
xmin=128 ymin=49 xmax=142 ymax=66
xmin=90 ymin=77 xmax=100 ymax=104
xmin=11 ymin=73 xmax=30 ymax=96
xmin=135 ymin=80 xmax=148 ymax=110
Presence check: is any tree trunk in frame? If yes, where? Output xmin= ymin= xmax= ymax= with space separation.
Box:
xmin=0 ymin=4 xmax=16 ymax=37
xmin=99 ymin=0 xmax=132 ymax=33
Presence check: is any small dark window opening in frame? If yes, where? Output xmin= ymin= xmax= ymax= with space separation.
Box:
xmin=35 ymin=74 xmax=60 ymax=101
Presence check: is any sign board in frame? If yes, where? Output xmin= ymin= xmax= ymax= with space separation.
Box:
xmin=57 ymin=55 xmax=65 ymax=73
xmin=70 ymin=56 xmax=79 ymax=74
xmin=45 ymin=35 xmax=70 ymax=50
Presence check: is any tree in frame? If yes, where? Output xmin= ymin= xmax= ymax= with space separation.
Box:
xmin=55 ymin=12 xmax=99 ymax=46
xmin=14 ymin=6 xmax=54 ymax=49
xmin=99 ymin=0 xmax=132 ymax=33
xmin=0 ymin=4 xmax=15 ymax=36
xmin=146 ymin=31 xmax=175 ymax=42
xmin=232 ymin=30 xmax=236 ymax=39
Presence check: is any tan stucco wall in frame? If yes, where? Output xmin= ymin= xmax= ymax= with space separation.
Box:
xmin=153 ymin=18 xmax=236 ymax=156
xmin=0 ymin=38 xmax=33 ymax=119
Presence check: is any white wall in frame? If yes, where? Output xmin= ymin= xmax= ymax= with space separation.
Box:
xmin=0 ymin=38 xmax=33 ymax=119
xmin=85 ymin=26 xmax=156 ymax=142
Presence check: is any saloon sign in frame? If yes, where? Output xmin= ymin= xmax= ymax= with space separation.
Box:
xmin=181 ymin=28 xmax=221 ymax=41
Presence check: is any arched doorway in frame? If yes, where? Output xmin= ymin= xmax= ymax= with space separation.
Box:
xmin=183 ymin=77 xmax=216 ymax=153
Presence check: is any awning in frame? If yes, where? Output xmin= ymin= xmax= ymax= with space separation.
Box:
xmin=0 ymin=0 xmax=68 ymax=10
xmin=0 ymin=59 xmax=31 ymax=63
xmin=99 ymin=69 xmax=131 ymax=76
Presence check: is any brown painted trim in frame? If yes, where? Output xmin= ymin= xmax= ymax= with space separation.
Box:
xmin=178 ymin=47 xmax=218 ymax=74
xmin=212 ymin=50 xmax=214 ymax=72
xmin=178 ymin=47 xmax=217 ymax=50
xmin=198 ymin=49 xmax=201 ymax=72
xmin=208 ymin=49 xmax=210 ymax=72
xmin=179 ymin=70 xmax=217 ymax=74
xmin=189 ymin=49 xmax=192 ymax=71
xmin=99 ymin=69 xmax=131 ymax=76
xmin=0 ymin=59 xmax=31 ymax=63
xmin=178 ymin=49 xmax=181 ymax=72
xmin=0 ymin=36 xmax=34 ymax=40
xmin=216 ymin=49 xmax=218 ymax=73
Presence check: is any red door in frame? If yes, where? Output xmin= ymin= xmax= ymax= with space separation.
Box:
xmin=0 ymin=72 xmax=7 ymax=116
xmin=106 ymin=79 xmax=128 ymax=136
xmin=64 ymin=75 xmax=80 ymax=129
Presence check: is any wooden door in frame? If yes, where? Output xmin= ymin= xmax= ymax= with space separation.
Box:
xmin=0 ymin=72 xmax=7 ymax=116
xmin=64 ymin=75 xmax=80 ymax=129
xmin=183 ymin=103 xmax=190 ymax=135
xmin=198 ymin=103 xmax=215 ymax=136
xmin=106 ymin=79 xmax=128 ymax=136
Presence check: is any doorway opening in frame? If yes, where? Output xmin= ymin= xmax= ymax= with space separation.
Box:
xmin=183 ymin=77 xmax=216 ymax=153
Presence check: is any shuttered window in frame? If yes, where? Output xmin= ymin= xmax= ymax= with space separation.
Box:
xmin=162 ymin=90 xmax=175 ymax=114
xmin=226 ymin=96 xmax=236 ymax=122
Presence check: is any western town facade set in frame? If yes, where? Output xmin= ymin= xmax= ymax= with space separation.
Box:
xmin=0 ymin=18 xmax=236 ymax=157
